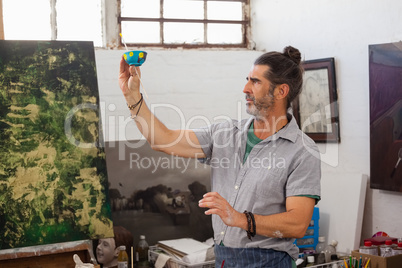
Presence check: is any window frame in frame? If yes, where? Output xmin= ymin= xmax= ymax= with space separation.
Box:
xmin=117 ymin=0 xmax=251 ymax=49
xmin=0 ymin=0 xmax=251 ymax=49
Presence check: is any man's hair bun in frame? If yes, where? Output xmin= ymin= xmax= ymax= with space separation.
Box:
xmin=283 ymin=46 xmax=301 ymax=65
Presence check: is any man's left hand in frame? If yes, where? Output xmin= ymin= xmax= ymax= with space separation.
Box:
xmin=198 ymin=192 xmax=244 ymax=228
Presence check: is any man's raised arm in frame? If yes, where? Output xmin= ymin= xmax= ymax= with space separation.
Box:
xmin=118 ymin=57 xmax=205 ymax=159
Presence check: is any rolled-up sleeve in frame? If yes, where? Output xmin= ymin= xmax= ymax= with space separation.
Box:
xmin=193 ymin=126 xmax=214 ymax=163
xmin=286 ymin=141 xmax=321 ymax=198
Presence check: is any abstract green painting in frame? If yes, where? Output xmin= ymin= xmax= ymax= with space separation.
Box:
xmin=0 ymin=40 xmax=113 ymax=249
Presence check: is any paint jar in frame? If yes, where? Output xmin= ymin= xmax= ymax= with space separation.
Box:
xmin=306 ymin=255 xmax=315 ymax=267
xmin=392 ymin=242 xmax=402 ymax=255
xmin=359 ymin=240 xmax=378 ymax=255
xmin=380 ymin=239 xmax=395 ymax=257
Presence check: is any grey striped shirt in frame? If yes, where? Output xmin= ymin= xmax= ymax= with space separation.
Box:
xmin=194 ymin=113 xmax=321 ymax=260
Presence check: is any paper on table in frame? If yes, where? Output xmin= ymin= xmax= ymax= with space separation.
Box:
xmin=181 ymin=249 xmax=208 ymax=264
xmin=157 ymin=238 xmax=211 ymax=257
xmin=155 ymin=253 xmax=171 ymax=268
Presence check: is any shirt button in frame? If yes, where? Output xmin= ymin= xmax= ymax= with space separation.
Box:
xmin=268 ymin=166 xmax=271 ymax=170
xmin=221 ymin=231 xmax=224 ymax=235
xmin=234 ymin=185 xmax=239 ymax=190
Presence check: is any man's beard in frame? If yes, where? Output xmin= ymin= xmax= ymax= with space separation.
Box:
xmin=245 ymin=88 xmax=275 ymax=118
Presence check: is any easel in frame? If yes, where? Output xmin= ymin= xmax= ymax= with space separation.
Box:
xmin=0 ymin=240 xmax=96 ymax=268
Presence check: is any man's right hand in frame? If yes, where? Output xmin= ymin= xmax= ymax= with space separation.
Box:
xmin=119 ymin=56 xmax=142 ymax=104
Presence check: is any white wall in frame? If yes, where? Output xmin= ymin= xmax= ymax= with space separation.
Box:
xmin=94 ymin=0 xmax=402 ymax=254
xmin=95 ymin=49 xmax=260 ymax=142
xmin=251 ymin=0 xmax=402 ymax=250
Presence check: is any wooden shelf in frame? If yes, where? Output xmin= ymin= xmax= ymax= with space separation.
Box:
xmin=0 ymin=240 xmax=96 ymax=268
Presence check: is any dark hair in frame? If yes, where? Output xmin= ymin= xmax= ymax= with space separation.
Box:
xmin=113 ymin=226 xmax=133 ymax=260
xmin=254 ymin=46 xmax=304 ymax=108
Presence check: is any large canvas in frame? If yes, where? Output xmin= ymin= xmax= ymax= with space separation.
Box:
xmin=0 ymin=40 xmax=113 ymax=250
xmin=104 ymin=140 xmax=213 ymax=246
xmin=369 ymin=42 xmax=402 ymax=192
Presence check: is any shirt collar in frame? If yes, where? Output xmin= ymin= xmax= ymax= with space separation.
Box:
xmin=238 ymin=113 xmax=299 ymax=143
xmin=277 ymin=113 xmax=299 ymax=143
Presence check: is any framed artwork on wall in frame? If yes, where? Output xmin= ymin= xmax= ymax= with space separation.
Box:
xmin=292 ymin=57 xmax=340 ymax=143
xmin=369 ymin=42 xmax=402 ymax=192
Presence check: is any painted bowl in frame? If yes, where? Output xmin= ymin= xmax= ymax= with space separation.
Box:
xmin=123 ymin=51 xmax=147 ymax=66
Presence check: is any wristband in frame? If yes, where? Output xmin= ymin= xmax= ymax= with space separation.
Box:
xmin=131 ymin=96 xmax=144 ymax=119
xmin=127 ymin=93 xmax=143 ymax=110
xmin=244 ymin=210 xmax=256 ymax=240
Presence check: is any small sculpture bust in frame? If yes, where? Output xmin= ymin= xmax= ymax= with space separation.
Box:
xmin=96 ymin=226 xmax=133 ymax=268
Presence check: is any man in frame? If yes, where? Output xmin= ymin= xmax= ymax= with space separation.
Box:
xmin=118 ymin=46 xmax=321 ymax=267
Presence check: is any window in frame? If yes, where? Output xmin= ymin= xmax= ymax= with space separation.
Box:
xmin=119 ymin=0 xmax=250 ymax=48
xmin=3 ymin=0 xmax=51 ymax=41
xmin=2 ymin=0 xmax=102 ymax=47
xmin=55 ymin=0 xmax=103 ymax=46
xmin=1 ymin=0 xmax=250 ymax=49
